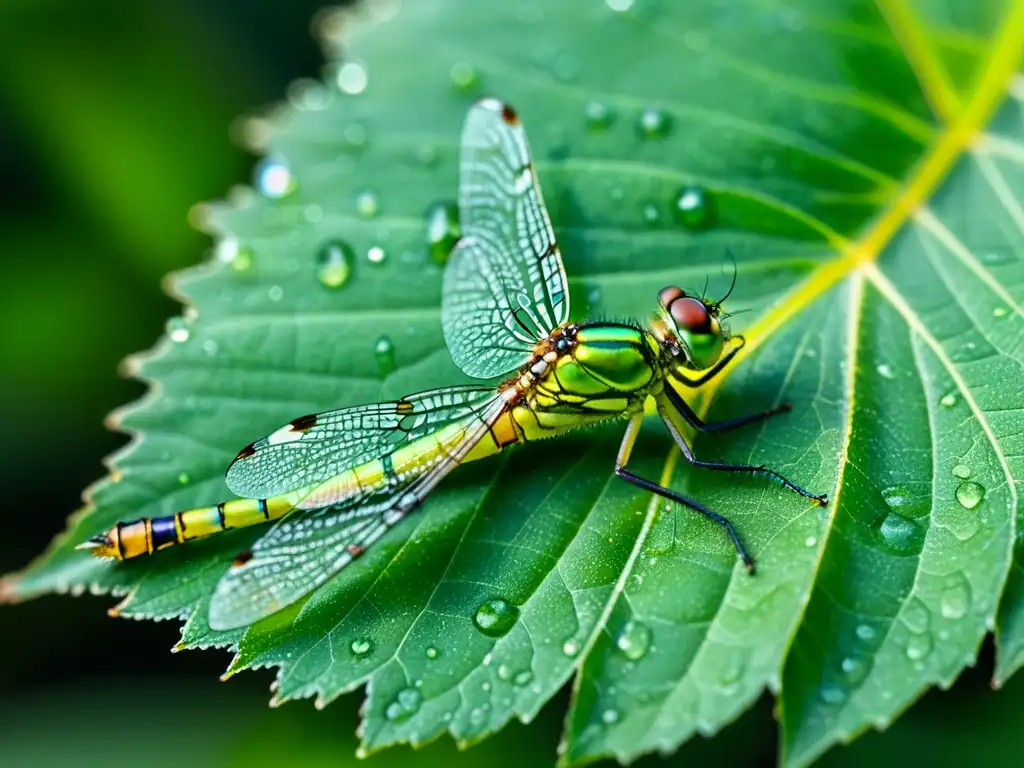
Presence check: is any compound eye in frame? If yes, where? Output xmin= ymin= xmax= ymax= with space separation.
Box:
xmin=670 ymin=297 xmax=712 ymax=333
xmin=658 ymin=286 xmax=685 ymax=309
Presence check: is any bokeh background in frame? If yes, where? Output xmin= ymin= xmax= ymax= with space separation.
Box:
xmin=0 ymin=1 xmax=1021 ymax=766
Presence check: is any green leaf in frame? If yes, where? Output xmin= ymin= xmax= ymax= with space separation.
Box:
xmin=4 ymin=0 xmax=1023 ymax=765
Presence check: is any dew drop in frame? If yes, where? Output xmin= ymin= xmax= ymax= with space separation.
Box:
xmin=876 ymin=363 xmax=895 ymax=379
xmin=336 ymin=61 xmax=368 ymax=94
xmin=902 ymin=597 xmax=930 ymax=634
xmin=642 ymin=202 xmax=660 ymax=225
xmin=981 ymin=250 xmax=1016 ymax=266
xmin=673 ymin=186 xmax=715 ymax=230
xmin=601 ymin=708 xmax=621 ymax=724
xmin=880 ymin=484 xmax=930 ymax=519
xmin=805 ymin=536 xmax=818 ymax=548
xmin=637 ymin=108 xmax=671 ymax=138
xmin=374 ymin=335 xmax=396 ymax=377
xmin=481 ymin=681 xmax=492 ymax=692
xmin=367 ymin=245 xmax=387 ymax=265
xmin=426 ymin=646 xmax=439 ymax=660
xmin=951 ymin=463 xmax=972 ymax=480
xmin=425 ymin=202 xmax=461 ymax=265
xmin=819 ymin=683 xmax=846 ymax=705
xmin=940 ymin=391 xmax=959 ymax=408
xmin=167 ymin=317 xmax=190 ymax=343
xmin=473 ymin=598 xmax=520 ymax=638
xmin=316 ymin=240 xmax=354 ymax=288
xmin=267 ymin=285 xmax=284 ymax=302
xmin=356 ymin=190 xmax=379 ymax=217
xmin=855 ymin=624 xmax=877 ymax=642
xmin=840 ymin=656 xmax=868 ymax=685
xmin=905 ymin=632 xmax=933 ymax=661
xmin=615 ymin=619 xmax=652 ymax=661
xmin=584 ymin=101 xmax=614 ymax=131
xmin=514 ymin=670 xmax=533 ymax=686
xmin=350 ymin=637 xmax=373 ymax=657
xmin=994 ymin=306 xmax=1008 ymax=318
xmin=606 ymin=0 xmax=635 ymax=11
xmin=254 ymin=156 xmax=295 ymax=199
xmin=385 ymin=687 xmax=422 ymax=721
xmin=497 ymin=663 xmax=513 ymax=682
xmin=562 ymin=639 xmax=581 ymax=658
xmin=450 ymin=61 xmax=479 ymax=91
xmin=216 ymin=239 xmax=253 ymax=272
xmin=178 ymin=472 xmax=190 ymax=485
xmin=878 ymin=513 xmax=924 ymax=556
xmin=955 ymin=481 xmax=985 ymax=510
xmin=940 ymin=575 xmax=971 ymax=620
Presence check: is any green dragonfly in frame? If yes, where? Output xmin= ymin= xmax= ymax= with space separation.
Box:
xmin=81 ymin=98 xmax=827 ymax=631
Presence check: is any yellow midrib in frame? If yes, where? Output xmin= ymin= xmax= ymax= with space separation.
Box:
xmin=699 ymin=0 xmax=1024 ymax=407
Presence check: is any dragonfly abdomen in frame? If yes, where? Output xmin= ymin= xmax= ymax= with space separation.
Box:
xmin=78 ymin=494 xmax=302 ymax=560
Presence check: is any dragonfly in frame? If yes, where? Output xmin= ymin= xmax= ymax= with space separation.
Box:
xmin=80 ymin=97 xmax=828 ymax=631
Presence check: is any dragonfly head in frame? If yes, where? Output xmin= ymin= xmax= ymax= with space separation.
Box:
xmin=654 ymin=285 xmax=728 ymax=371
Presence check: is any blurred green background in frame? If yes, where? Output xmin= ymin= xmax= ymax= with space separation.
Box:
xmin=0 ymin=1 xmax=1021 ymax=766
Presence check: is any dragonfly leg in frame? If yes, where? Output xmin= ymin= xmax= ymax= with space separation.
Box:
xmin=663 ymin=382 xmax=791 ymax=433
xmin=658 ymin=401 xmax=829 ymax=507
xmin=613 ymin=412 xmax=755 ymax=573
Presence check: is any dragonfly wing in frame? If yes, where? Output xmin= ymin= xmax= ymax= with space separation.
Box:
xmin=443 ymin=98 xmax=570 ymax=379
xmin=225 ymin=385 xmax=497 ymax=498
xmin=208 ymin=393 xmax=510 ymax=630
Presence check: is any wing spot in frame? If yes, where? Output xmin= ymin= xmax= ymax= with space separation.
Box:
xmin=289 ymin=413 xmax=318 ymax=431
xmin=232 ymin=550 xmax=253 ymax=568
xmin=235 ymin=443 xmax=257 ymax=460
xmin=501 ymin=103 xmax=519 ymax=125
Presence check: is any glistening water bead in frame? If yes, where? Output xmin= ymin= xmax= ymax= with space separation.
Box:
xmin=673 ymin=185 xmax=715 ymax=230
xmin=316 ymin=240 xmax=354 ymax=288
xmin=254 ymin=156 xmax=295 ymax=199
xmin=473 ymin=598 xmax=520 ymax=637
xmin=425 ymin=202 xmax=460 ymax=264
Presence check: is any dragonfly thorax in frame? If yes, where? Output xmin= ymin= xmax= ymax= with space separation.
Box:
xmin=540 ymin=323 xmax=658 ymax=400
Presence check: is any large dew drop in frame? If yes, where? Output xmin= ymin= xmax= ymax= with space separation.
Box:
xmin=350 ymin=637 xmax=374 ymax=657
xmin=615 ymin=619 xmax=652 ymax=661
xmin=385 ymin=688 xmax=422 ymax=722
xmin=473 ymin=598 xmax=520 ymax=638
xmin=880 ymin=484 xmax=930 ymax=519
xmin=955 ymin=481 xmax=985 ymax=510
xmin=637 ymin=108 xmax=671 ymax=138
xmin=450 ymin=62 xmax=479 ymax=92
xmin=940 ymin=574 xmax=971 ymax=620
xmin=374 ymin=336 xmax=396 ymax=377
xmin=584 ymin=101 xmax=614 ymax=131
xmin=673 ymin=186 xmax=715 ymax=230
xmin=316 ymin=240 xmax=354 ymax=288
xmin=425 ymin=202 xmax=461 ymax=265
xmin=254 ymin=156 xmax=295 ymax=199
xmin=356 ymin=190 xmax=379 ymax=217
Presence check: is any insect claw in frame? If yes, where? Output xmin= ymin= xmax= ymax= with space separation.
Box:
xmin=743 ymin=558 xmax=756 ymax=575
xmin=815 ymin=494 xmax=829 ymax=507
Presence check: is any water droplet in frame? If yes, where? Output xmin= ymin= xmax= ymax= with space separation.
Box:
xmin=425 ymin=202 xmax=460 ymax=264
xmin=902 ymin=597 xmax=930 ymax=634
xmin=905 ymin=632 xmax=933 ymax=661
xmin=952 ymin=463 xmax=971 ymax=479
xmin=350 ymin=638 xmax=373 ymax=657
xmin=268 ymin=285 xmax=284 ymax=302
xmin=642 ymin=202 xmax=660 ymax=224
xmin=584 ymin=101 xmax=614 ymax=131
xmin=819 ymin=684 xmax=846 ymax=705
xmin=615 ymin=619 xmax=652 ymax=661
xmin=876 ymin=363 xmax=895 ymax=379
xmin=981 ymin=250 xmax=1016 ymax=266
xmin=637 ymin=108 xmax=671 ymax=138
xmin=955 ymin=481 xmax=985 ymax=510
xmin=473 ymin=598 xmax=520 ymax=637
xmin=940 ymin=391 xmax=959 ymax=408
xmin=344 ymin=122 xmax=368 ymax=148
xmin=940 ymin=575 xmax=971 ymax=620
xmin=216 ymin=239 xmax=253 ymax=271
xmin=367 ymin=245 xmax=387 ymax=265
xmin=374 ymin=336 xmax=396 ymax=377
xmin=316 ymin=240 xmax=354 ymax=288
xmin=878 ymin=513 xmax=924 ymax=555
xmin=178 ymin=472 xmax=190 ymax=485
xmin=805 ymin=536 xmax=818 ymax=548
xmin=385 ymin=687 xmax=422 ymax=721
xmin=426 ymin=646 xmax=439 ymax=660
xmin=497 ymin=663 xmax=513 ymax=681
xmin=336 ymin=61 xmax=368 ymax=94
xmin=994 ymin=306 xmax=1008 ymax=318
xmin=606 ymin=0 xmax=635 ymax=11
xmin=481 ymin=681 xmax=491 ymax=692
xmin=167 ymin=317 xmax=190 ymax=343
xmin=514 ymin=670 xmax=533 ymax=686
xmin=673 ymin=186 xmax=715 ymax=230
xmin=254 ymin=156 xmax=295 ymax=199
xmin=202 ymin=339 xmax=218 ymax=356
xmin=562 ymin=639 xmax=581 ymax=657
xmin=880 ymin=484 xmax=930 ymax=519
xmin=601 ymin=708 xmax=621 ymax=724
xmin=450 ymin=62 xmax=478 ymax=91
xmin=356 ymin=190 xmax=379 ymax=217
xmin=855 ymin=624 xmax=877 ymax=642
xmin=840 ymin=656 xmax=869 ymax=685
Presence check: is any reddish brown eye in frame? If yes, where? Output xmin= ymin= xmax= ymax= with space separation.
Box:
xmin=659 ymin=286 xmax=685 ymax=309
xmin=670 ymin=297 xmax=711 ymax=333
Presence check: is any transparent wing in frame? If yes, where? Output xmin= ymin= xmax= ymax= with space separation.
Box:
xmin=208 ymin=393 xmax=509 ymax=630
xmin=225 ymin=385 xmax=497 ymax=498
xmin=442 ymin=97 xmax=570 ymax=379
